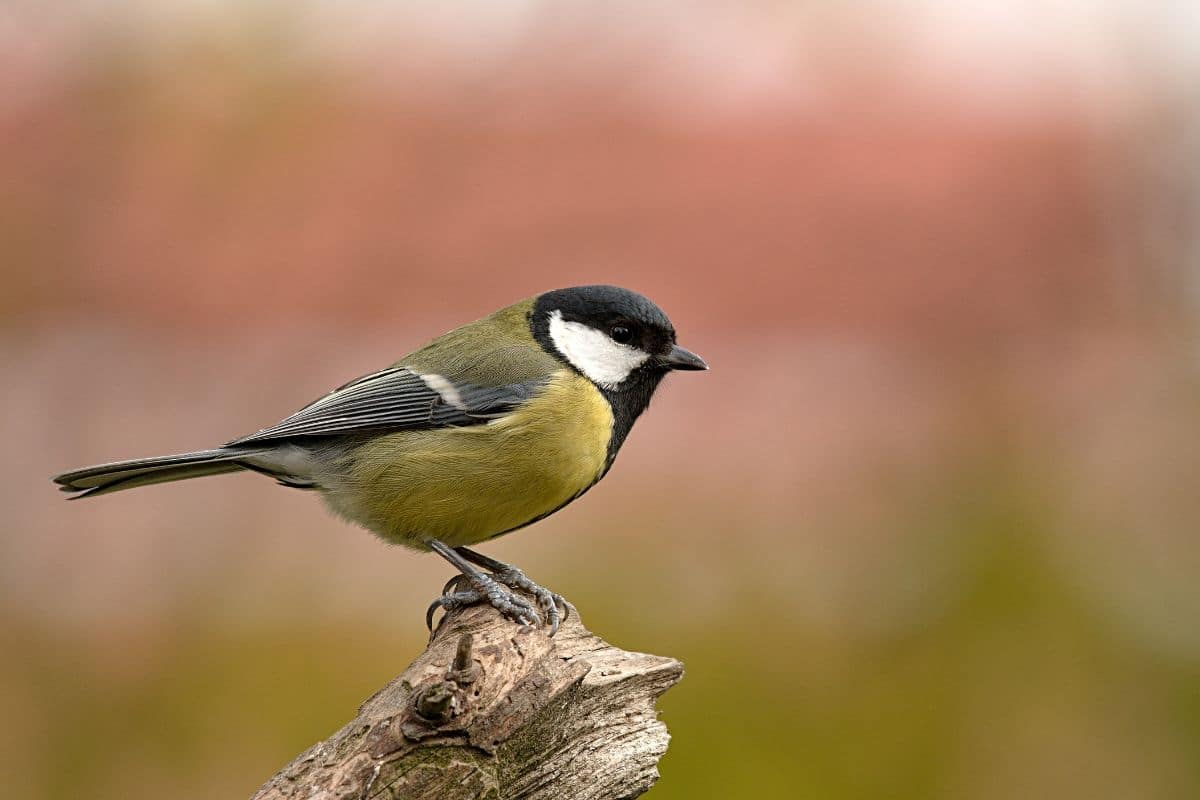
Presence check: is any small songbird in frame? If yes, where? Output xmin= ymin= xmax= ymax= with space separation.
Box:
xmin=53 ymin=285 xmax=707 ymax=634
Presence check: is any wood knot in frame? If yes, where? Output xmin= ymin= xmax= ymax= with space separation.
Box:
xmin=410 ymin=633 xmax=479 ymax=726
xmin=412 ymin=681 xmax=456 ymax=723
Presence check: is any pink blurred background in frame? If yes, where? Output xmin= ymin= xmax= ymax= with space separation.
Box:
xmin=5 ymin=3 xmax=1200 ymax=798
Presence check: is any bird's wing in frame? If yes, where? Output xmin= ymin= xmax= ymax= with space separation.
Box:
xmin=226 ymin=366 xmax=545 ymax=445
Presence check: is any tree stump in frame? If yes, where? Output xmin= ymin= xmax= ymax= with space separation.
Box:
xmin=251 ymin=600 xmax=684 ymax=800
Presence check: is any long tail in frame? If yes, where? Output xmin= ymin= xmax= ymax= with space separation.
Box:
xmin=53 ymin=449 xmax=254 ymax=499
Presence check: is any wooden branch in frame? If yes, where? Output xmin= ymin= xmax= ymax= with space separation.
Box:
xmin=251 ymin=599 xmax=684 ymax=800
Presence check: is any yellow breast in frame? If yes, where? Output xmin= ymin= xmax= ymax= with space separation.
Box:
xmin=322 ymin=370 xmax=613 ymax=548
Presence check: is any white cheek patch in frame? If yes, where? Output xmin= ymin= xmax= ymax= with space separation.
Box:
xmin=548 ymin=310 xmax=651 ymax=389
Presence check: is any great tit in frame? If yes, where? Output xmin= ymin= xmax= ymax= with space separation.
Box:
xmin=53 ymin=285 xmax=707 ymax=634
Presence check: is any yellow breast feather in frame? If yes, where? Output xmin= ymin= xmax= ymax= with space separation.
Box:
xmin=321 ymin=370 xmax=613 ymax=548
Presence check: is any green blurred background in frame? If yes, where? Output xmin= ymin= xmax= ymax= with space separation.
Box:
xmin=5 ymin=2 xmax=1200 ymax=798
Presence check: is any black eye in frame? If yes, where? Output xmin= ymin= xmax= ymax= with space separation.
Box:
xmin=610 ymin=325 xmax=633 ymax=344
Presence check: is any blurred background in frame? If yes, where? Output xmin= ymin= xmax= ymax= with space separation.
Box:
xmin=4 ymin=1 xmax=1200 ymax=797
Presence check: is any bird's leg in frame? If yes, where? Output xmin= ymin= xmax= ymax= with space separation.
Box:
xmin=425 ymin=539 xmax=540 ymax=634
xmin=454 ymin=546 xmax=570 ymax=636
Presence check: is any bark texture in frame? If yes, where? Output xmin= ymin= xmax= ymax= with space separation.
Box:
xmin=251 ymin=601 xmax=683 ymax=800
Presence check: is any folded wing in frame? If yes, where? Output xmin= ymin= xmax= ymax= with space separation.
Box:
xmin=227 ymin=366 xmax=546 ymax=445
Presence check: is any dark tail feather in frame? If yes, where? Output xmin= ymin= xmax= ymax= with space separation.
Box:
xmin=53 ymin=449 xmax=252 ymax=499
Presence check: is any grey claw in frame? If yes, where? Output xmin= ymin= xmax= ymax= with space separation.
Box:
xmin=427 ymin=590 xmax=479 ymax=633
xmin=442 ymin=574 xmax=469 ymax=596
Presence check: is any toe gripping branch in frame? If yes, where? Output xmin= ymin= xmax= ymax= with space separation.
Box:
xmin=425 ymin=541 xmax=570 ymax=636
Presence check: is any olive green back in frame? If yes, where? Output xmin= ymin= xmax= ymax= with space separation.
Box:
xmin=400 ymin=298 xmax=561 ymax=386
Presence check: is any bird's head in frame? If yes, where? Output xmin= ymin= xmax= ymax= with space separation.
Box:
xmin=531 ymin=285 xmax=707 ymax=392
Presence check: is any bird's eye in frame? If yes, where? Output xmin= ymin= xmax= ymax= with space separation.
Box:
xmin=610 ymin=325 xmax=633 ymax=344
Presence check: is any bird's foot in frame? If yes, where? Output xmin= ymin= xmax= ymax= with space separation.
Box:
xmin=430 ymin=568 xmax=569 ymax=636
xmin=489 ymin=566 xmax=569 ymax=636
xmin=426 ymin=571 xmax=540 ymax=635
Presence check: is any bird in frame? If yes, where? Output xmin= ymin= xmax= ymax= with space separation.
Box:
xmin=53 ymin=285 xmax=708 ymax=635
